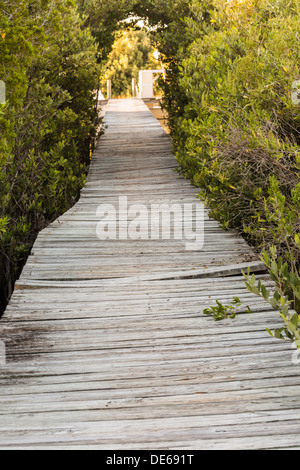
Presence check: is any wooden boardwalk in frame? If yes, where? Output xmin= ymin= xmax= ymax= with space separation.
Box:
xmin=0 ymin=99 xmax=299 ymax=449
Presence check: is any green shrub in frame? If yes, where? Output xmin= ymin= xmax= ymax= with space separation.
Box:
xmin=243 ymin=247 xmax=300 ymax=349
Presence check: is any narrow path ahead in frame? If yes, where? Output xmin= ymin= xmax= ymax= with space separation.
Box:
xmin=0 ymin=99 xmax=299 ymax=449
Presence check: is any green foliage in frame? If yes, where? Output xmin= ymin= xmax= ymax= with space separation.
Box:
xmin=0 ymin=0 xmax=100 ymax=313
xmin=101 ymin=28 xmax=159 ymax=98
xmin=174 ymin=0 xmax=300 ymax=246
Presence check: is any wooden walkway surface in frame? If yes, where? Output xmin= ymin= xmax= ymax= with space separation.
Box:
xmin=0 ymin=99 xmax=299 ymax=449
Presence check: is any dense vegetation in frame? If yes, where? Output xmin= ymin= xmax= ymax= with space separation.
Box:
xmin=174 ymin=0 xmax=300 ymax=263
xmin=101 ymin=28 xmax=159 ymax=98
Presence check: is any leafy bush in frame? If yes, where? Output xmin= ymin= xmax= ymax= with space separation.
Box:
xmin=166 ymin=1 xmax=300 ymax=314
xmin=148 ymin=0 xmax=300 ymax=348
